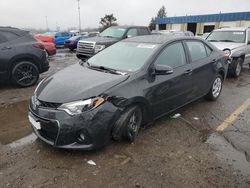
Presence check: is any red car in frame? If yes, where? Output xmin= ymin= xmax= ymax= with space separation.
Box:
xmin=35 ymin=33 xmax=54 ymax=43
xmin=43 ymin=42 xmax=56 ymax=57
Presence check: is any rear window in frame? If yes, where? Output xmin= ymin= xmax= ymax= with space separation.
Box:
xmin=0 ymin=31 xmax=19 ymax=41
xmin=186 ymin=41 xmax=208 ymax=62
xmin=0 ymin=33 xmax=8 ymax=43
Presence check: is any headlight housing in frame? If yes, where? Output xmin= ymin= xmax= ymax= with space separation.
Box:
xmin=58 ymin=97 xmax=105 ymax=115
xmin=94 ymin=45 xmax=105 ymax=53
xmin=223 ymin=49 xmax=231 ymax=58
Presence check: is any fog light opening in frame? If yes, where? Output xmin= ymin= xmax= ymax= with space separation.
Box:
xmin=77 ymin=133 xmax=85 ymax=143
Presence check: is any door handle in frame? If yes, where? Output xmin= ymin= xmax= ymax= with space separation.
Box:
xmin=184 ymin=69 xmax=193 ymax=75
xmin=2 ymin=46 xmax=11 ymax=50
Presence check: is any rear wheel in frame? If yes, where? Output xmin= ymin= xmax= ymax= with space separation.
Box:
xmin=230 ymin=58 xmax=243 ymax=78
xmin=11 ymin=61 xmax=39 ymax=87
xmin=112 ymin=105 xmax=142 ymax=142
xmin=205 ymin=74 xmax=223 ymax=101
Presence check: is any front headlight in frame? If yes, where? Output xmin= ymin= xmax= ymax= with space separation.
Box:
xmin=223 ymin=49 xmax=231 ymax=57
xmin=94 ymin=45 xmax=105 ymax=53
xmin=58 ymin=97 xmax=105 ymax=115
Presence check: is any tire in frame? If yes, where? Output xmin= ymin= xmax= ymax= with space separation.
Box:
xmin=205 ymin=74 xmax=223 ymax=101
xmin=230 ymin=58 xmax=243 ymax=78
xmin=11 ymin=61 xmax=39 ymax=87
xmin=112 ymin=105 xmax=142 ymax=142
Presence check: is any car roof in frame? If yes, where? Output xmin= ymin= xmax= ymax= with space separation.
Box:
xmin=111 ymin=25 xmax=149 ymax=29
xmin=214 ymin=27 xmax=248 ymax=32
xmin=123 ymin=35 xmax=200 ymax=44
xmin=0 ymin=26 xmax=29 ymax=36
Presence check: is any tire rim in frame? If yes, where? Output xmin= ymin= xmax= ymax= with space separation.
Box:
xmin=212 ymin=77 xmax=222 ymax=98
xmin=14 ymin=64 xmax=37 ymax=86
xmin=236 ymin=62 xmax=242 ymax=76
xmin=127 ymin=110 xmax=141 ymax=140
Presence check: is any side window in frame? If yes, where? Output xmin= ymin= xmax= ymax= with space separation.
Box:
xmin=138 ymin=28 xmax=149 ymax=35
xmin=1 ymin=31 xmax=18 ymax=41
xmin=127 ymin=28 xmax=138 ymax=37
xmin=0 ymin=33 xmax=8 ymax=44
xmin=186 ymin=41 xmax=207 ymax=62
xmin=205 ymin=45 xmax=212 ymax=56
xmin=155 ymin=42 xmax=186 ymax=68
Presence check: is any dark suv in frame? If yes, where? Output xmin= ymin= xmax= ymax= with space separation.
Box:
xmin=76 ymin=26 xmax=151 ymax=60
xmin=0 ymin=27 xmax=49 ymax=87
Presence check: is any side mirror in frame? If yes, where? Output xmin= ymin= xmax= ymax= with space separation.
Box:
xmin=247 ymin=41 xmax=250 ymax=45
xmin=153 ymin=64 xmax=173 ymax=75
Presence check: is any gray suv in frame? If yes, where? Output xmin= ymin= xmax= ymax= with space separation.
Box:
xmin=206 ymin=27 xmax=250 ymax=77
xmin=76 ymin=26 xmax=151 ymax=60
xmin=0 ymin=27 xmax=49 ymax=87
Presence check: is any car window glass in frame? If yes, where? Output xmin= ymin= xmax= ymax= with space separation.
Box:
xmin=0 ymin=31 xmax=19 ymax=41
xmin=56 ymin=33 xmax=62 ymax=37
xmin=0 ymin=33 xmax=8 ymax=44
xmin=139 ymin=28 xmax=149 ymax=35
xmin=186 ymin=41 xmax=207 ymax=61
xmin=155 ymin=42 xmax=186 ymax=68
xmin=127 ymin=28 xmax=138 ymax=37
xmin=205 ymin=45 xmax=212 ymax=56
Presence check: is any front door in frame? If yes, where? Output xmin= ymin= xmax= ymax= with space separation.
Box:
xmin=145 ymin=41 xmax=193 ymax=118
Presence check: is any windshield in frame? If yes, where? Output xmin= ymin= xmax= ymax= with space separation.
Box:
xmin=40 ymin=32 xmax=55 ymax=37
xmin=88 ymin=42 xmax=159 ymax=72
xmin=100 ymin=27 xmax=126 ymax=38
xmin=69 ymin=36 xmax=80 ymax=40
xmin=207 ymin=31 xmax=246 ymax=43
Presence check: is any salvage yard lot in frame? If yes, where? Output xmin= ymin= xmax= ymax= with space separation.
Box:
xmin=0 ymin=50 xmax=250 ymax=188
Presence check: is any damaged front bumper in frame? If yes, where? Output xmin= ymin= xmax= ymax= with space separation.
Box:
xmin=28 ymin=100 xmax=121 ymax=150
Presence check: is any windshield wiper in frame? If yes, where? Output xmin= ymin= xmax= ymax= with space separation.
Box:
xmin=88 ymin=64 xmax=127 ymax=75
xmin=218 ymin=39 xmax=237 ymax=42
xmin=207 ymin=39 xmax=220 ymax=42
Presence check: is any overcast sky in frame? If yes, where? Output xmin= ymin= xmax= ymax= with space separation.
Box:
xmin=0 ymin=0 xmax=249 ymax=30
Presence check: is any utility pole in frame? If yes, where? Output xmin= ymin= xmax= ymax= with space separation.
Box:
xmin=45 ymin=16 xmax=49 ymax=31
xmin=77 ymin=0 xmax=81 ymax=33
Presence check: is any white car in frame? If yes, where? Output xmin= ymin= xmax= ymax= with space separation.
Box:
xmin=206 ymin=27 xmax=250 ymax=77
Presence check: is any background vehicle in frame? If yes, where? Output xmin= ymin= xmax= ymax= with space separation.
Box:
xmin=54 ymin=32 xmax=71 ymax=47
xmin=76 ymin=26 xmax=151 ymax=60
xmin=35 ymin=32 xmax=55 ymax=43
xmin=206 ymin=27 xmax=250 ymax=77
xmin=43 ymin=42 xmax=56 ymax=57
xmin=152 ymin=30 xmax=194 ymax=37
xmin=29 ymin=35 xmax=227 ymax=150
xmin=0 ymin=26 xmax=49 ymax=87
xmin=64 ymin=32 xmax=99 ymax=51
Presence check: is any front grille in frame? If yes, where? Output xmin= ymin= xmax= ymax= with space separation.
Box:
xmin=38 ymin=100 xmax=62 ymax=109
xmin=39 ymin=120 xmax=59 ymax=143
xmin=77 ymin=41 xmax=95 ymax=56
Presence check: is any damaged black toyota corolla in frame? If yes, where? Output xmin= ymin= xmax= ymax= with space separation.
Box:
xmin=29 ymin=35 xmax=228 ymax=150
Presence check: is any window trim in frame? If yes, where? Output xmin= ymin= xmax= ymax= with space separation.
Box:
xmin=153 ymin=40 xmax=188 ymax=69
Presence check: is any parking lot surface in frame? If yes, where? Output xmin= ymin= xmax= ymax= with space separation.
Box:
xmin=0 ymin=50 xmax=250 ymax=188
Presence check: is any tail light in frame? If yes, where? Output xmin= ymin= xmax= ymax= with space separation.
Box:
xmin=33 ymin=43 xmax=45 ymax=50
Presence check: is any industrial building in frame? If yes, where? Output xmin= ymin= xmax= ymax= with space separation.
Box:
xmin=154 ymin=11 xmax=250 ymax=35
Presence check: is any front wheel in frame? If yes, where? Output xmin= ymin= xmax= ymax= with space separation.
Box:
xmin=11 ymin=61 xmax=39 ymax=87
xmin=230 ymin=58 xmax=243 ymax=78
xmin=205 ymin=74 xmax=223 ymax=101
xmin=112 ymin=105 xmax=142 ymax=142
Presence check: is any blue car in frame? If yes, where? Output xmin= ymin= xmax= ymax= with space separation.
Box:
xmin=64 ymin=32 xmax=99 ymax=51
xmin=54 ymin=32 xmax=71 ymax=47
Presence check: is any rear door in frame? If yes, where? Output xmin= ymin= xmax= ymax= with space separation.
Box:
xmin=0 ymin=31 xmax=16 ymax=81
xmin=148 ymin=41 xmax=193 ymax=118
xmin=184 ymin=40 xmax=216 ymax=98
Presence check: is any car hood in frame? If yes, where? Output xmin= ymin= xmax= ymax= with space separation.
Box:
xmin=36 ymin=63 xmax=129 ymax=103
xmin=80 ymin=36 xmax=120 ymax=45
xmin=209 ymin=42 xmax=245 ymax=50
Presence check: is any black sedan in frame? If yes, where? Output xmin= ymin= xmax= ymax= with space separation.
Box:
xmin=29 ymin=35 xmax=228 ymax=150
